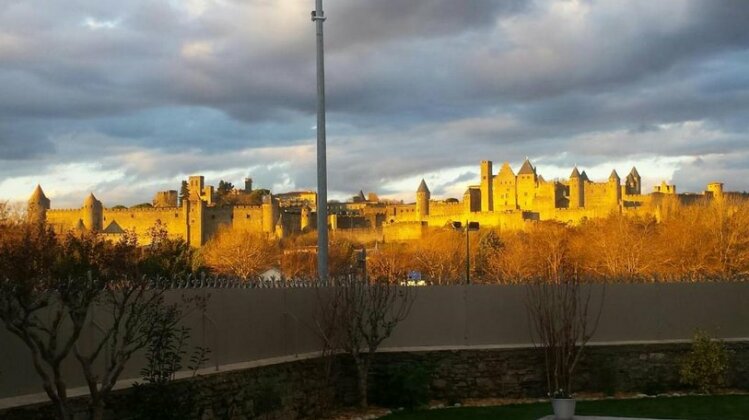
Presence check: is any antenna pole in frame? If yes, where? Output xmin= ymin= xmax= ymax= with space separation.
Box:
xmin=312 ymin=0 xmax=329 ymax=281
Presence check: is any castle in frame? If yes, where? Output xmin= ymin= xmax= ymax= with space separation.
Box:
xmin=27 ymin=159 xmax=731 ymax=245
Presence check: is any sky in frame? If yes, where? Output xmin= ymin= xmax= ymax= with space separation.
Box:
xmin=1 ymin=0 xmax=749 ymax=207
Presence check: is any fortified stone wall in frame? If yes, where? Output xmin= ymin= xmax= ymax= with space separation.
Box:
xmin=582 ymin=181 xmax=618 ymax=210
xmin=422 ymin=211 xmax=527 ymax=232
xmin=46 ymin=209 xmax=85 ymax=233
xmin=103 ymin=207 xmax=186 ymax=243
xmin=203 ymin=206 xmax=234 ymax=240
xmin=230 ymin=206 xmax=266 ymax=233
xmin=428 ymin=201 xmax=465 ymax=217
xmin=389 ymin=204 xmax=419 ymax=223
xmin=382 ymin=221 xmax=426 ymax=241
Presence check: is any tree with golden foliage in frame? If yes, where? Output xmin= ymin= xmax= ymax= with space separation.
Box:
xmin=280 ymin=249 xmax=317 ymax=279
xmin=482 ymin=222 xmax=570 ymax=283
xmin=366 ymin=243 xmax=412 ymax=283
xmin=412 ymin=228 xmax=465 ymax=284
xmin=200 ymin=228 xmax=279 ymax=279
xmin=572 ymin=215 xmax=657 ymax=280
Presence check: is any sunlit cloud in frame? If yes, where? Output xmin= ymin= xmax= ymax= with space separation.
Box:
xmin=82 ymin=17 xmax=121 ymax=30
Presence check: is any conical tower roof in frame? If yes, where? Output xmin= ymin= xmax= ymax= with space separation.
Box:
xmin=84 ymin=193 xmax=99 ymax=207
xmin=629 ymin=166 xmax=640 ymax=178
xmin=518 ymin=158 xmax=535 ymax=175
xmin=417 ymin=179 xmax=430 ymax=194
xmin=580 ymin=170 xmax=589 ymax=181
xmin=570 ymin=166 xmax=581 ymax=179
xmin=609 ymin=169 xmax=620 ymax=180
xmin=28 ymin=184 xmax=48 ymax=203
xmin=498 ymin=162 xmax=515 ymax=177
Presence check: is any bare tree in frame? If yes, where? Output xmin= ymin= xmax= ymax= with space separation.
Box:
xmin=525 ymin=276 xmax=604 ymax=398
xmin=0 ymin=225 xmax=191 ymax=420
xmin=317 ymin=277 xmax=416 ymax=407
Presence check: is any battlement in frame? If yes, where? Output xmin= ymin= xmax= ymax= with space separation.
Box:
xmin=105 ymin=207 xmax=180 ymax=213
xmin=47 ymin=208 xmax=83 ymax=213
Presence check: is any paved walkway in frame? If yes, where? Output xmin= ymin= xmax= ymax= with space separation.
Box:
xmin=539 ymin=417 xmax=678 ymax=420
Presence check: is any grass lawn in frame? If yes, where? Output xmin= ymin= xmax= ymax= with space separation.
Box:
xmin=382 ymin=395 xmax=749 ymax=420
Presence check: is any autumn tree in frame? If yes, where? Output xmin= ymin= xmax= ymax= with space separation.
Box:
xmin=411 ymin=229 xmax=466 ymax=284
xmin=366 ymin=243 xmax=412 ymax=283
xmin=703 ymin=197 xmax=749 ymax=279
xmin=280 ymin=250 xmax=317 ymax=280
xmin=655 ymin=201 xmax=718 ymax=280
xmin=200 ymin=228 xmax=279 ymax=279
xmin=571 ymin=215 xmax=657 ymax=280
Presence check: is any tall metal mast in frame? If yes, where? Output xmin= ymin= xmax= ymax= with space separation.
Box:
xmin=312 ymin=0 xmax=329 ymax=281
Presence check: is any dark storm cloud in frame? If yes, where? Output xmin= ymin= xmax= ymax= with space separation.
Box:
xmin=2 ymin=0 xmax=749 ymax=203
xmin=468 ymin=0 xmax=749 ymax=100
xmin=0 ymin=120 xmax=56 ymax=160
xmin=326 ymin=0 xmax=529 ymax=49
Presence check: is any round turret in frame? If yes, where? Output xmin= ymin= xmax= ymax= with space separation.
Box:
xmin=569 ymin=167 xmax=583 ymax=209
xmin=416 ymin=179 xmax=430 ymax=219
xmin=27 ymin=185 xmax=51 ymax=224
xmin=262 ymin=194 xmax=278 ymax=234
xmin=82 ymin=193 xmax=103 ymax=231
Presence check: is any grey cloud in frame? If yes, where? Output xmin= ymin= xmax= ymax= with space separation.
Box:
xmin=672 ymin=152 xmax=749 ymax=193
xmin=326 ymin=0 xmax=529 ymax=50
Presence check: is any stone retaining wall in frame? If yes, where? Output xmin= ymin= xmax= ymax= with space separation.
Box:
xmin=2 ymin=342 xmax=748 ymax=419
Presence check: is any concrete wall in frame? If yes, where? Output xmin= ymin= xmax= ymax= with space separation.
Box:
xmin=1 ymin=283 xmax=748 ymax=401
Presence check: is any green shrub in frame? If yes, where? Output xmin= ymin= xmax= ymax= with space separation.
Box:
xmin=679 ymin=330 xmax=728 ymax=394
xmin=374 ymin=362 xmax=431 ymax=409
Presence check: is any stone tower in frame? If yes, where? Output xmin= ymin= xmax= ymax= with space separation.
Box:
xmin=262 ymin=194 xmax=279 ymax=235
xmin=480 ymin=160 xmax=493 ymax=212
xmin=624 ymin=167 xmax=641 ymax=195
xmin=416 ymin=179 xmax=430 ymax=220
xmin=188 ymin=176 xmax=205 ymax=200
xmin=516 ymin=158 xmax=537 ymax=209
xmin=27 ymin=185 xmax=50 ymax=224
xmin=569 ymin=167 xmax=583 ymax=209
xmin=608 ymin=169 xmax=622 ymax=206
xmin=494 ymin=162 xmax=517 ymax=210
xmin=82 ymin=193 xmax=103 ymax=232
xmin=463 ymin=186 xmax=480 ymax=213
xmin=186 ymin=176 xmax=206 ymax=246
xmin=707 ymin=182 xmax=724 ymax=200
xmin=300 ymin=205 xmax=312 ymax=232
xmin=244 ymin=177 xmax=253 ymax=192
